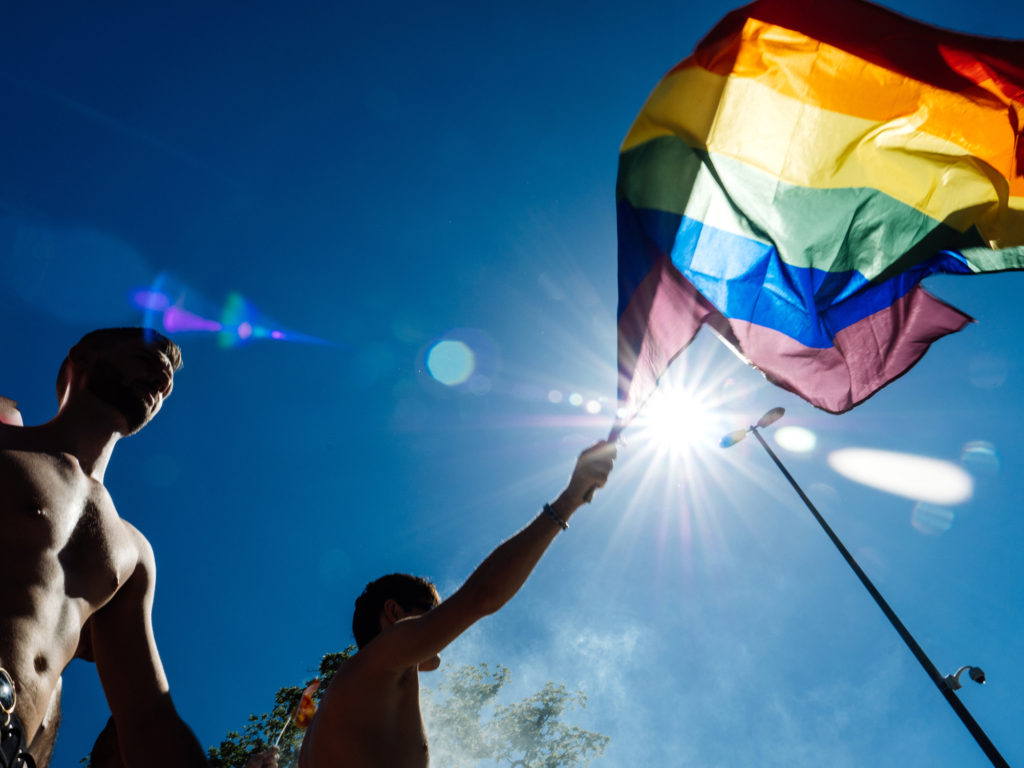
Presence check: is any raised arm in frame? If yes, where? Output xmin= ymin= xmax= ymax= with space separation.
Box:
xmin=367 ymin=441 xmax=616 ymax=670
xmin=89 ymin=528 xmax=208 ymax=768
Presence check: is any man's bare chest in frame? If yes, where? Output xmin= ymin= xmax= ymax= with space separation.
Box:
xmin=0 ymin=449 xmax=135 ymax=606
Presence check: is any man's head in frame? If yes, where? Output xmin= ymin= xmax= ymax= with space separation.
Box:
xmin=57 ymin=327 xmax=182 ymax=435
xmin=352 ymin=573 xmax=440 ymax=649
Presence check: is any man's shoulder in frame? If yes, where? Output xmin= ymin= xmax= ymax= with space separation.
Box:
xmin=342 ymin=628 xmax=426 ymax=678
xmin=318 ymin=649 xmax=404 ymax=707
xmin=117 ymin=519 xmax=155 ymax=572
xmin=90 ymin=519 xmax=156 ymax=617
xmin=0 ymin=396 xmax=23 ymax=426
xmin=0 ymin=395 xmax=25 ymax=449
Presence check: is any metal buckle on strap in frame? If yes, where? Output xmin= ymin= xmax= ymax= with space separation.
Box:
xmin=0 ymin=668 xmax=15 ymax=728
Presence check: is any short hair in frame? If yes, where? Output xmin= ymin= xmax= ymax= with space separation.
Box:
xmin=352 ymin=573 xmax=440 ymax=648
xmin=56 ymin=327 xmax=183 ymax=401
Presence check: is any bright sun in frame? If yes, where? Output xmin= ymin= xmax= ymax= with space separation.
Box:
xmin=625 ymin=374 xmax=736 ymax=461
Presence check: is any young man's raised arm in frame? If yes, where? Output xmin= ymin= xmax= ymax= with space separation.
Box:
xmin=367 ymin=441 xmax=616 ymax=671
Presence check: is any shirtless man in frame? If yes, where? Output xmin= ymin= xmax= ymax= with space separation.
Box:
xmin=0 ymin=327 xmax=206 ymax=767
xmin=298 ymin=441 xmax=616 ymax=768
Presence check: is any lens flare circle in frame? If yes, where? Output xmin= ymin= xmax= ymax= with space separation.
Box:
xmin=827 ymin=448 xmax=973 ymax=505
xmin=960 ymin=440 xmax=1000 ymax=476
xmin=427 ymin=340 xmax=475 ymax=386
xmin=911 ymin=502 xmax=955 ymax=535
xmin=774 ymin=426 xmax=817 ymax=453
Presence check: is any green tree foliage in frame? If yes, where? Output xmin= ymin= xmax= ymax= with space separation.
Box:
xmin=205 ymin=648 xmax=354 ymax=768
xmin=422 ymin=663 xmax=609 ymax=768
xmin=165 ymin=652 xmax=606 ymax=768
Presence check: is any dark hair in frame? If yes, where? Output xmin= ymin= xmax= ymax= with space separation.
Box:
xmin=352 ymin=573 xmax=440 ymax=648
xmin=56 ymin=327 xmax=183 ymax=401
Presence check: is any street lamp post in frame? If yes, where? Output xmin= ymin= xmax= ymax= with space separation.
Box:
xmin=722 ymin=408 xmax=1008 ymax=768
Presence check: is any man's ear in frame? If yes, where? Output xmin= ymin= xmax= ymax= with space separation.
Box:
xmin=382 ymin=599 xmax=403 ymax=625
xmin=58 ymin=349 xmax=90 ymax=406
xmin=68 ymin=345 xmax=88 ymax=367
xmin=65 ymin=347 xmax=92 ymax=386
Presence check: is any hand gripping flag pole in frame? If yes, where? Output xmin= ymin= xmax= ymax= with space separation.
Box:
xmin=722 ymin=408 xmax=1008 ymax=768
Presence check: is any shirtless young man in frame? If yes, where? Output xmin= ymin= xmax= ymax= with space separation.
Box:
xmin=298 ymin=441 xmax=616 ymax=768
xmin=0 ymin=328 xmax=205 ymax=768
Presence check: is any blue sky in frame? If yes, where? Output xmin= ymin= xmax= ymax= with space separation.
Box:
xmin=2 ymin=1 xmax=1022 ymax=765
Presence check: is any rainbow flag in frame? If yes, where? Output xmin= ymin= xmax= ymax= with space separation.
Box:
xmin=616 ymin=0 xmax=1024 ymax=417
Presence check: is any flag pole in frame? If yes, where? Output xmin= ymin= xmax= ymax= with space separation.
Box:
xmin=272 ymin=717 xmax=291 ymax=748
xmin=723 ymin=408 xmax=1008 ymax=768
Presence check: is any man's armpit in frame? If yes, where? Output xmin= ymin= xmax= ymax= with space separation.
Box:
xmin=74 ymin=618 xmax=96 ymax=661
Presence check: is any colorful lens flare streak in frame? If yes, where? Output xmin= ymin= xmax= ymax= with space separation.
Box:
xmin=130 ymin=276 xmax=329 ymax=347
